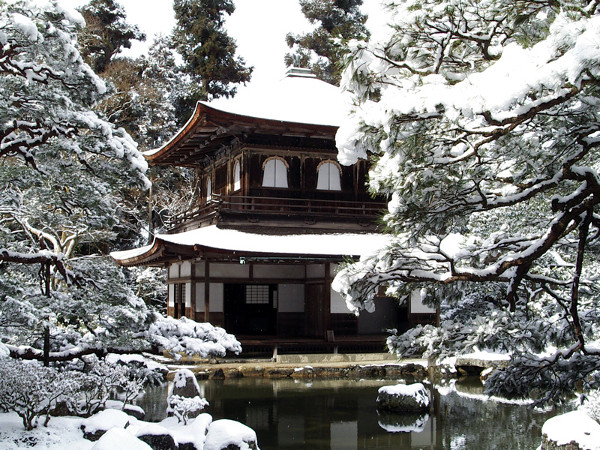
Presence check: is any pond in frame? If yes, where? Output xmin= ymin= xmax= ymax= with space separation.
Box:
xmin=137 ymin=377 xmax=566 ymax=449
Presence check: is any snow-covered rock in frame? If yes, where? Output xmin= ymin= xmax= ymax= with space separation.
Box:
xmin=376 ymin=383 xmax=430 ymax=413
xmin=81 ymin=409 xmax=134 ymax=441
xmin=203 ymin=419 xmax=260 ymax=450
xmin=105 ymin=400 xmax=146 ymax=420
xmin=135 ymin=423 xmax=178 ymax=450
xmin=167 ymin=369 xmax=208 ymax=424
xmin=541 ymin=410 xmax=600 ymax=450
xmin=159 ymin=414 xmax=213 ymax=449
xmin=171 ymin=369 xmax=202 ymax=398
xmin=91 ymin=428 xmax=152 ymax=450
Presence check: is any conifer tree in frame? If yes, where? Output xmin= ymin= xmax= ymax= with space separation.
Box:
xmin=334 ymin=0 xmax=600 ymax=403
xmin=78 ymin=0 xmax=145 ymax=74
xmin=171 ymin=0 xmax=252 ymax=119
xmin=285 ymin=0 xmax=369 ymax=85
xmin=0 ymin=0 xmax=239 ymax=366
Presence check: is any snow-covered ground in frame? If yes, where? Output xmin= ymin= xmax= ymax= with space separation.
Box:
xmin=0 ymin=409 xmax=258 ymax=450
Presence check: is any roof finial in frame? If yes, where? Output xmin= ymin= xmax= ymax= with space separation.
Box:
xmin=285 ymin=66 xmax=317 ymax=79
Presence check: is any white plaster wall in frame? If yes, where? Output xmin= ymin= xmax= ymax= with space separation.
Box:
xmin=253 ymin=264 xmax=304 ymax=279
xmin=210 ymin=283 xmax=224 ymax=312
xmin=330 ymin=263 xmax=340 ymax=278
xmin=306 ymin=264 xmax=325 ymax=279
xmin=195 ymin=283 xmax=204 ymax=312
xmin=195 ymin=282 xmax=224 ymax=312
xmin=278 ymin=284 xmax=304 ymax=312
xmin=210 ymin=263 xmax=250 ymax=278
xmin=194 ymin=262 xmax=205 ymax=277
xmin=168 ymin=284 xmax=174 ymax=307
xmin=180 ymin=261 xmax=192 ymax=278
xmin=410 ymin=289 xmax=436 ymax=314
xmin=331 ymin=287 xmax=351 ymax=314
xmin=169 ymin=263 xmax=179 ymax=279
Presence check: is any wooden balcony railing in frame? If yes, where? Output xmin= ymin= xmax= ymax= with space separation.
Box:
xmin=166 ymin=194 xmax=386 ymax=229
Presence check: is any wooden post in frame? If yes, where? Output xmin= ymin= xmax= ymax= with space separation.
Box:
xmin=204 ymin=261 xmax=210 ymax=322
xmin=43 ymin=326 xmax=50 ymax=367
xmin=324 ymin=262 xmax=332 ymax=339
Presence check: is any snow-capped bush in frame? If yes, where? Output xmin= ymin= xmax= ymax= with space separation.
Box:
xmin=0 ymin=359 xmax=79 ymax=430
xmin=148 ymin=316 xmax=241 ymax=359
xmin=167 ymin=395 xmax=209 ymax=425
xmin=76 ymin=355 xmax=145 ymax=417
xmin=581 ymin=391 xmax=600 ymax=423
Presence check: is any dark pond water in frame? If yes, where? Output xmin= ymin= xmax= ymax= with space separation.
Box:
xmin=137 ymin=377 xmax=567 ymax=449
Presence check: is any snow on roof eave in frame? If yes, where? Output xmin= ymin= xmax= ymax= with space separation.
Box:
xmin=110 ymin=240 xmax=163 ymax=267
xmin=111 ymin=226 xmax=389 ymax=267
xmin=144 ymin=102 xmax=339 ymax=165
xmin=156 ymin=226 xmax=388 ymax=259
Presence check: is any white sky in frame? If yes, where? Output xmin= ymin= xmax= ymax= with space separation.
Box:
xmin=59 ymin=0 xmax=387 ymax=85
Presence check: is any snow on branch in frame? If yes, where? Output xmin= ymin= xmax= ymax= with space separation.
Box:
xmin=0 ymin=1 xmax=149 ymax=186
xmin=0 ymin=248 xmax=75 ymax=286
xmin=4 ymin=316 xmax=241 ymax=363
xmin=335 ymin=0 xmax=600 ymax=402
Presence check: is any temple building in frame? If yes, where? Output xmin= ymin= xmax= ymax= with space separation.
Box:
xmin=112 ymin=68 xmax=436 ymax=353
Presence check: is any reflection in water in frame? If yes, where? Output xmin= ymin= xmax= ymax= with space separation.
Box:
xmin=377 ymin=411 xmax=429 ymax=434
xmin=135 ymin=377 xmax=566 ymax=449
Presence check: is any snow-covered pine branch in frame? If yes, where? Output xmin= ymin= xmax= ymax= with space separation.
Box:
xmin=335 ymin=0 xmax=600 ymax=403
xmin=0 ymin=0 xmax=149 ymax=186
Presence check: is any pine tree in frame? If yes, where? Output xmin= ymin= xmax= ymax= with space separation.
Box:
xmin=285 ymin=0 xmax=369 ymax=85
xmin=334 ymin=0 xmax=600 ymax=403
xmin=0 ymin=0 xmax=239 ymax=365
xmin=171 ymin=0 xmax=252 ymax=119
xmin=78 ymin=0 xmax=145 ymax=74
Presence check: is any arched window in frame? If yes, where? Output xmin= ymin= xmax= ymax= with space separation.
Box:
xmin=206 ymin=177 xmax=212 ymax=201
xmin=233 ymin=160 xmax=241 ymax=191
xmin=317 ymin=161 xmax=342 ymax=191
xmin=262 ymin=157 xmax=288 ymax=188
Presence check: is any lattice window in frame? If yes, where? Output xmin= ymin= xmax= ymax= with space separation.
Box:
xmin=245 ymin=285 xmax=270 ymax=304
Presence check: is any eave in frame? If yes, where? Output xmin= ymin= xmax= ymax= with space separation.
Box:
xmin=145 ymin=102 xmax=339 ymax=167
xmin=111 ymin=226 xmax=389 ymax=268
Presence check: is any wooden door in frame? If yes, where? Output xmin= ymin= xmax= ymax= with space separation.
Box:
xmin=224 ymin=284 xmax=277 ymax=335
xmin=305 ymin=283 xmax=326 ymax=338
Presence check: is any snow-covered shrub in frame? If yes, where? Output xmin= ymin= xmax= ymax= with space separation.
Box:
xmin=0 ymin=359 xmax=79 ymax=430
xmin=166 ymin=395 xmax=209 ymax=425
xmin=580 ymin=391 xmax=600 ymax=423
xmin=129 ymin=267 xmax=167 ymax=314
xmin=105 ymin=353 xmax=168 ymax=386
xmin=334 ymin=0 xmax=600 ymax=404
xmin=387 ymin=292 xmax=544 ymax=361
xmin=148 ymin=316 xmax=242 ymax=359
xmin=76 ymin=355 xmax=145 ymax=417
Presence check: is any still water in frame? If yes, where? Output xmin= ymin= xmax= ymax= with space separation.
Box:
xmin=138 ymin=377 xmax=565 ymax=449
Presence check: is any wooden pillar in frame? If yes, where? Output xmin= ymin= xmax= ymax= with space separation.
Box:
xmin=324 ymin=262 xmax=331 ymax=336
xmin=189 ymin=266 xmax=196 ymax=320
xmin=204 ymin=261 xmax=210 ymax=322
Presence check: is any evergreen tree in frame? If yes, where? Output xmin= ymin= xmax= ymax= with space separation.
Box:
xmin=0 ymin=0 xmax=239 ymax=365
xmin=285 ymin=0 xmax=369 ymax=85
xmin=171 ymin=0 xmax=253 ymax=118
xmin=78 ymin=0 xmax=145 ymax=74
xmin=334 ymin=0 xmax=600 ymax=404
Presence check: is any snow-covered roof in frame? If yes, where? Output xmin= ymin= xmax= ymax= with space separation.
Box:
xmin=111 ymin=225 xmax=390 ymax=266
xmin=207 ymin=70 xmax=349 ymax=127
xmin=144 ymin=70 xmax=345 ymax=165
